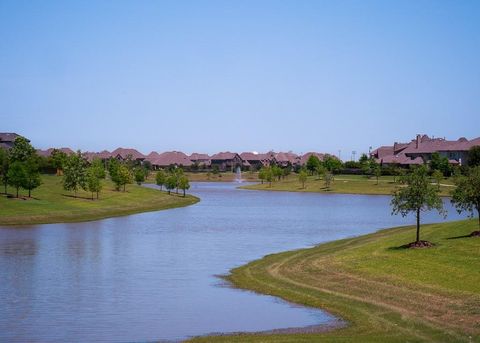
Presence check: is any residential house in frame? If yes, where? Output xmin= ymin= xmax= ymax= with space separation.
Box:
xmin=371 ymin=134 xmax=480 ymax=167
xmin=111 ymin=148 xmax=145 ymax=162
xmin=147 ymin=151 xmax=193 ymax=169
xmin=0 ymin=132 xmax=24 ymax=149
xmin=210 ymin=152 xmax=244 ymax=171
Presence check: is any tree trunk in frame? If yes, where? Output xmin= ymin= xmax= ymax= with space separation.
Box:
xmin=4 ymin=182 xmax=7 ymax=194
xmin=16 ymin=186 xmax=19 ymax=198
xmin=416 ymin=208 xmax=421 ymax=243
xmin=97 ymin=191 xmax=99 ymax=200
xmin=183 ymin=189 xmax=185 ymax=197
xmin=29 ymin=189 xmax=31 ymax=197
xmin=123 ymin=184 xmax=126 ymax=192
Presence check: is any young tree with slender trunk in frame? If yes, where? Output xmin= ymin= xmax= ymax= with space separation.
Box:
xmin=391 ymin=166 xmax=445 ymax=246
xmin=451 ymin=166 xmax=480 ymax=234
xmin=7 ymin=161 xmax=27 ymax=198
xmin=155 ymin=169 xmax=167 ymax=190
xmin=178 ymin=175 xmax=190 ymax=197
xmin=298 ymin=169 xmax=307 ymax=189
xmin=87 ymin=167 xmax=102 ymax=200
xmin=63 ymin=151 xmax=87 ymax=198
xmin=23 ymin=155 xmax=42 ymax=197
xmin=324 ymin=172 xmax=333 ymax=190
xmin=0 ymin=148 xmax=10 ymax=194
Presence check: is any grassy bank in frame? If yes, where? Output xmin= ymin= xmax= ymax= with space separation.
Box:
xmin=0 ymin=174 xmax=199 ymax=225
xmin=189 ymin=219 xmax=480 ymax=342
xmin=241 ymin=174 xmax=454 ymax=196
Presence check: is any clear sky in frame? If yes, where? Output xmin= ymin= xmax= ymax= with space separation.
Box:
xmin=1 ymin=1 xmax=479 ymax=158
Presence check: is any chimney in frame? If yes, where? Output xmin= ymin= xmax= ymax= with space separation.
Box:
xmin=416 ymin=134 xmax=421 ymax=149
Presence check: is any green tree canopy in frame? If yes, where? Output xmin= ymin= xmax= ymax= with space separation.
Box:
xmin=10 ymin=137 xmax=35 ymax=163
xmin=63 ymin=151 xmax=87 ymax=197
xmin=468 ymin=146 xmax=480 ymax=167
xmin=156 ymin=169 xmax=167 ymax=190
xmin=391 ymin=166 xmax=444 ymax=244
xmin=429 ymin=152 xmax=452 ymax=176
xmin=50 ymin=149 xmax=68 ymax=175
xmin=298 ymin=169 xmax=308 ymax=189
xmin=0 ymin=148 xmax=10 ymax=194
xmin=451 ymin=166 xmax=480 ymax=231
xmin=165 ymin=175 xmax=177 ymax=194
xmin=323 ymin=155 xmax=343 ymax=173
xmin=178 ymin=175 xmax=190 ymax=197
xmin=306 ymin=155 xmax=321 ymax=175
xmin=86 ymin=167 xmax=103 ymax=200
xmin=134 ymin=168 xmax=146 ymax=185
xmin=7 ymin=161 xmax=27 ymax=197
xmin=23 ymin=155 xmax=42 ymax=197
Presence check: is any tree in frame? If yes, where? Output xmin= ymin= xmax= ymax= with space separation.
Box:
xmin=165 ymin=175 xmax=177 ymax=194
xmin=315 ymin=165 xmax=326 ymax=180
xmin=63 ymin=151 xmax=87 ymax=197
xmin=7 ymin=161 xmax=27 ymax=197
xmin=212 ymin=165 xmax=220 ymax=175
xmin=10 ymin=137 xmax=35 ymax=162
xmin=306 ymin=155 xmax=321 ymax=175
xmin=451 ymin=166 xmax=480 ymax=233
xmin=389 ymin=164 xmax=402 ymax=183
xmin=90 ymin=158 xmax=106 ymax=179
xmin=116 ymin=165 xmax=133 ymax=192
xmin=134 ymin=168 xmax=145 ymax=185
xmin=432 ymin=169 xmax=443 ymax=189
xmin=264 ymin=167 xmax=273 ymax=187
xmin=468 ymin=146 xmax=480 ymax=167
xmin=258 ymin=167 xmax=266 ymax=184
xmin=155 ymin=169 xmax=167 ymax=190
xmin=324 ymin=172 xmax=333 ymax=190
xmin=178 ymin=175 xmax=190 ymax=197
xmin=298 ymin=169 xmax=307 ymax=189
xmin=87 ymin=167 xmax=102 ymax=199
xmin=108 ymin=158 xmax=120 ymax=182
xmin=272 ymin=165 xmax=283 ymax=181
xmin=429 ymin=152 xmax=451 ymax=176
xmin=0 ymin=148 xmax=10 ymax=194
xmin=323 ymin=155 xmax=343 ymax=174
xmin=23 ymin=155 xmax=42 ymax=197
xmin=50 ymin=149 xmax=68 ymax=176
xmin=374 ymin=165 xmax=382 ymax=185
xmin=391 ymin=166 xmax=444 ymax=245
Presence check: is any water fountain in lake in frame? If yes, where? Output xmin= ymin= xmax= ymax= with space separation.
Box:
xmin=235 ymin=166 xmax=243 ymax=182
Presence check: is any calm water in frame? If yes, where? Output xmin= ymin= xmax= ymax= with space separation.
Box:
xmin=0 ymin=182 xmax=467 ymax=342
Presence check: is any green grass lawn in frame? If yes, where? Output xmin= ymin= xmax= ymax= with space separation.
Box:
xmin=0 ymin=174 xmax=199 ymax=225
xmin=189 ymin=219 xmax=480 ymax=342
xmin=241 ymin=174 xmax=454 ymax=196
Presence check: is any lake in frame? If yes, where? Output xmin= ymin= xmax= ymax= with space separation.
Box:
xmin=0 ymin=182 xmax=467 ymax=342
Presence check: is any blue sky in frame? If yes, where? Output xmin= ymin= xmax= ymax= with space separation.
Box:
xmin=1 ymin=1 xmax=479 ymax=158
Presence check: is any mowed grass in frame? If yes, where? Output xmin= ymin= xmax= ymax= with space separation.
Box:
xmin=189 ymin=219 xmax=480 ymax=343
xmin=241 ymin=174 xmax=454 ymax=196
xmin=0 ymin=174 xmax=199 ymax=225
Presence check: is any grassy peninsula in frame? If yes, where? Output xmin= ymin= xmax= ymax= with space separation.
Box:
xmin=241 ymin=174 xmax=454 ymax=196
xmin=0 ymin=174 xmax=199 ymax=225
xmin=189 ymin=219 xmax=480 ymax=342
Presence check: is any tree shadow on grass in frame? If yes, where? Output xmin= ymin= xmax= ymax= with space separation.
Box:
xmin=61 ymin=193 xmax=95 ymax=200
xmin=388 ymin=240 xmax=435 ymax=250
xmin=447 ymin=231 xmax=480 ymax=239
